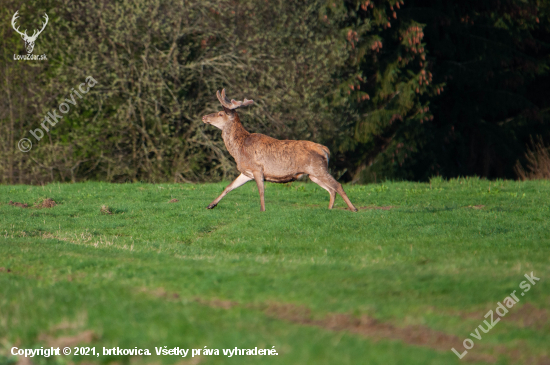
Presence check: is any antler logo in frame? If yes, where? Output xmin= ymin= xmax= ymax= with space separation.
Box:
xmin=11 ymin=10 xmax=48 ymax=54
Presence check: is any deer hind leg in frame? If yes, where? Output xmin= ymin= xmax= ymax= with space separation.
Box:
xmin=207 ymin=173 xmax=252 ymax=209
xmin=311 ymin=174 xmax=358 ymax=212
xmin=309 ymin=175 xmax=336 ymax=209
xmin=335 ymin=182 xmax=358 ymax=212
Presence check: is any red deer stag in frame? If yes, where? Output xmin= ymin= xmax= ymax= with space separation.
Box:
xmin=202 ymin=89 xmax=358 ymax=212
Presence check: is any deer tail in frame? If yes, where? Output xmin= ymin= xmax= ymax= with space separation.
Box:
xmin=320 ymin=145 xmax=330 ymax=165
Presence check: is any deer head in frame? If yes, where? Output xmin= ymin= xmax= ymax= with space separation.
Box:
xmin=12 ymin=11 xmax=49 ymax=54
xmin=202 ymin=89 xmax=254 ymax=130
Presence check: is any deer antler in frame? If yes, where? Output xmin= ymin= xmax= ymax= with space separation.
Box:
xmin=28 ymin=13 xmax=48 ymax=41
xmin=216 ymin=89 xmax=254 ymax=110
xmin=11 ymin=11 xmax=28 ymax=38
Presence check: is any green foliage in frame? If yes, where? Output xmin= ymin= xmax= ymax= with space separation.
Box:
xmin=1 ymin=0 xmax=549 ymax=184
xmin=321 ymin=0 xmax=443 ymax=183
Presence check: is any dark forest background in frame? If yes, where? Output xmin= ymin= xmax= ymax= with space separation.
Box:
xmin=1 ymin=0 xmax=549 ymax=184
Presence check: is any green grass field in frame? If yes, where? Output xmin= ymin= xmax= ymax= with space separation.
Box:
xmin=1 ymin=178 xmax=549 ymax=365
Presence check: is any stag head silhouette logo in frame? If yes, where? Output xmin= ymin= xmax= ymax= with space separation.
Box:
xmin=11 ymin=10 xmax=48 ymax=54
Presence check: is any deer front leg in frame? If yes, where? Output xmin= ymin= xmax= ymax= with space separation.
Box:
xmin=207 ymin=173 xmax=252 ymax=209
xmin=252 ymin=170 xmax=265 ymax=212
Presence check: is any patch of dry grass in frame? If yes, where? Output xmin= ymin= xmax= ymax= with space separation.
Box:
xmin=515 ymin=137 xmax=550 ymax=180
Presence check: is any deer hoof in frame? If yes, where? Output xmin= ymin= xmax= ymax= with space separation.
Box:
xmin=207 ymin=203 xmax=217 ymax=209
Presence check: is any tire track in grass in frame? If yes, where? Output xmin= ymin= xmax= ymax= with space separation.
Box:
xmin=190 ymin=295 xmax=550 ymax=365
xmin=453 ymin=302 xmax=549 ymax=330
xmin=145 ymin=289 xmax=497 ymax=363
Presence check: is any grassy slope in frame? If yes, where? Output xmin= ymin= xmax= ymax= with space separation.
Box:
xmin=0 ymin=178 xmax=549 ymax=365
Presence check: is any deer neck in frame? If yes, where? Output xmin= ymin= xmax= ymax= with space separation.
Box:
xmin=222 ymin=115 xmax=250 ymax=159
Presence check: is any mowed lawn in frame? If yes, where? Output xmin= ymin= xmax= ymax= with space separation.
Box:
xmin=1 ymin=178 xmax=549 ymax=365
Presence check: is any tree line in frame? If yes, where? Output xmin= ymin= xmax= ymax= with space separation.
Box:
xmin=1 ymin=0 xmax=549 ymax=184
